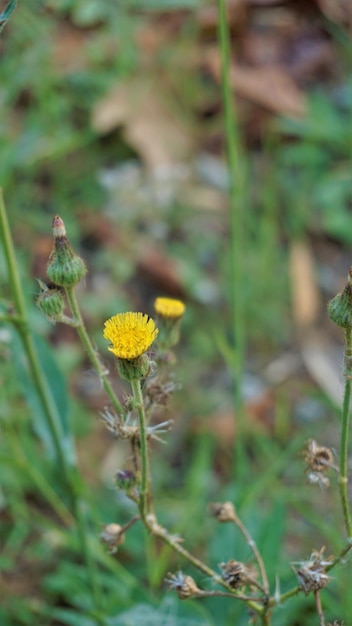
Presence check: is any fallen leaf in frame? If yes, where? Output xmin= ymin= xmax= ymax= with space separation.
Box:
xmin=289 ymin=240 xmax=321 ymax=329
xmin=206 ymin=47 xmax=306 ymax=117
xmin=92 ymin=77 xmax=193 ymax=169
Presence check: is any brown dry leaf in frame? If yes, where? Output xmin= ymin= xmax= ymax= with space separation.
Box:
xmin=51 ymin=24 xmax=90 ymax=74
xmin=316 ymin=0 xmax=350 ymax=24
xmin=192 ymin=390 xmax=274 ymax=444
xmin=197 ymin=0 xmax=248 ymax=37
xmin=289 ymin=240 xmax=321 ymax=329
xmin=92 ymin=77 xmax=193 ymax=168
xmin=136 ymin=244 xmax=186 ymax=298
xmin=299 ymin=329 xmax=343 ymax=407
xmin=206 ymin=47 xmax=306 ymax=117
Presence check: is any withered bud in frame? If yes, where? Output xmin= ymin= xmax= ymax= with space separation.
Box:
xmin=291 ymin=547 xmax=333 ymax=595
xmin=219 ymin=559 xmax=258 ymax=589
xmin=100 ymin=523 xmax=125 ymax=553
xmin=165 ymin=572 xmax=201 ymax=599
xmin=209 ymin=501 xmax=236 ymax=522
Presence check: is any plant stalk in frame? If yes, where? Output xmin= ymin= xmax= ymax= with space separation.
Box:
xmin=217 ymin=0 xmax=246 ymax=408
xmin=65 ymin=286 xmax=124 ymax=416
xmin=130 ymin=377 xmax=152 ymax=520
xmin=340 ymin=327 xmax=352 ymax=537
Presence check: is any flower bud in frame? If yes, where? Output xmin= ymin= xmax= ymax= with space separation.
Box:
xmin=36 ymin=284 xmax=65 ymax=321
xmin=115 ymin=470 xmax=137 ymax=492
xmin=327 ymin=269 xmax=352 ymax=329
xmin=46 ymin=215 xmax=87 ymax=288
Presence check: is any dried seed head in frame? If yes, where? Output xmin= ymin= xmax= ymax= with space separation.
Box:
xmin=303 ymin=440 xmax=337 ymax=488
xmin=100 ymin=523 xmax=125 ymax=553
xmin=291 ymin=547 xmax=333 ymax=595
xmin=219 ymin=560 xmax=258 ymax=589
xmin=165 ymin=572 xmax=201 ymax=599
xmin=304 ymin=439 xmax=334 ymax=472
xmin=209 ymin=501 xmax=236 ymax=522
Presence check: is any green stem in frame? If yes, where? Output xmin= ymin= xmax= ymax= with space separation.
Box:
xmin=130 ymin=377 xmax=151 ymax=520
xmin=340 ymin=328 xmax=352 ymax=537
xmin=230 ymin=511 xmax=269 ymax=596
xmin=65 ymin=287 xmax=124 ymax=416
xmin=268 ymin=585 xmax=300 ymax=608
xmin=0 ymin=191 xmax=104 ymax=620
xmin=217 ymin=0 xmax=246 ymax=407
xmin=0 ymin=189 xmax=70 ymax=479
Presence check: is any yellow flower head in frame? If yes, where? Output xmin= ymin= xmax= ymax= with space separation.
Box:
xmin=154 ymin=297 xmax=186 ymax=319
xmin=103 ymin=312 xmax=158 ymax=360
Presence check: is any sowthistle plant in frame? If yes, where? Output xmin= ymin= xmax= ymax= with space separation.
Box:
xmin=35 ymin=215 xmax=352 ymax=625
xmin=1 ymin=192 xmax=351 ymax=625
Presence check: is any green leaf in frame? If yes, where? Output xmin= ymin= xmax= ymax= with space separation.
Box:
xmin=108 ymin=597 xmax=214 ymax=626
xmin=0 ymin=0 xmax=16 ymax=32
xmin=11 ymin=329 xmax=73 ymax=461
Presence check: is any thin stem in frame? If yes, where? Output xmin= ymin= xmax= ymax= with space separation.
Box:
xmin=314 ymin=590 xmax=326 ymax=626
xmin=230 ymin=510 xmax=269 ymax=596
xmin=0 ymin=189 xmax=70 ymax=480
xmin=65 ymin=287 xmax=124 ymax=416
xmin=217 ymin=0 xmax=246 ymax=408
xmin=268 ymin=585 xmax=301 ymax=607
xmin=340 ymin=328 xmax=352 ymax=537
xmin=146 ymin=515 xmax=264 ymax=616
xmin=196 ymin=590 xmax=263 ymax=602
xmin=130 ymin=377 xmax=151 ymax=520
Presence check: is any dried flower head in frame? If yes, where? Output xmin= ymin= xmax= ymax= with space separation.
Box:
xmin=154 ymin=297 xmax=186 ymax=319
xmin=209 ymin=501 xmax=236 ymax=522
xmin=304 ymin=439 xmax=335 ymax=472
xmin=303 ymin=440 xmax=337 ymax=488
xmin=103 ymin=312 xmax=158 ymax=360
xmin=144 ymin=376 xmax=180 ymax=408
xmin=291 ymin=547 xmax=333 ymax=595
xmin=100 ymin=523 xmax=125 ymax=554
xmin=219 ymin=560 xmax=258 ymax=589
xmin=165 ymin=571 xmax=201 ymax=599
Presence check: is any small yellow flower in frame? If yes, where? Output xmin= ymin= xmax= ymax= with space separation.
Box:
xmin=103 ymin=312 xmax=158 ymax=360
xmin=154 ymin=297 xmax=185 ymax=319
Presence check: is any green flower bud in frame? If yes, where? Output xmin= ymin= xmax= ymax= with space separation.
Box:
xmin=46 ymin=215 xmax=87 ymax=288
xmin=36 ymin=282 xmax=65 ymax=321
xmin=116 ymin=354 xmax=150 ymax=381
xmin=328 ymin=269 xmax=352 ymax=329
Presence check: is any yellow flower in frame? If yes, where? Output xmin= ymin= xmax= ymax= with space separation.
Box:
xmin=154 ymin=297 xmax=186 ymax=319
xmin=103 ymin=312 xmax=158 ymax=360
